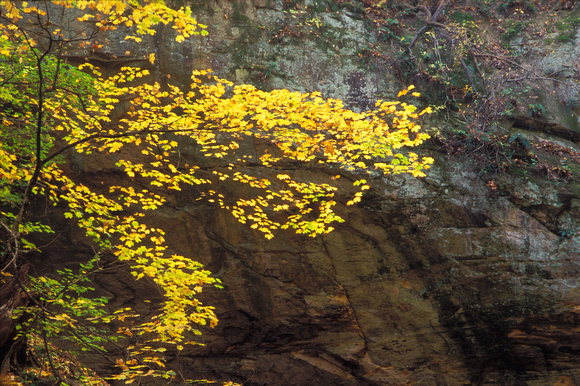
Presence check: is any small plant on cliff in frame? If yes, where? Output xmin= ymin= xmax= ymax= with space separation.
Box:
xmin=0 ymin=0 xmax=433 ymax=384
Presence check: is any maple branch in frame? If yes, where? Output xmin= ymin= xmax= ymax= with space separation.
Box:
xmin=41 ymin=125 xmax=199 ymax=165
xmin=10 ymin=24 xmax=54 ymax=238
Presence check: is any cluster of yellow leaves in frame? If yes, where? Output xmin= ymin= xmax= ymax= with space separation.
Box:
xmin=66 ymin=68 xmax=433 ymax=239
xmin=0 ymin=1 xmax=433 ymax=383
xmin=1 ymin=0 xmax=207 ymax=43
xmin=190 ymin=79 xmax=434 ymax=175
xmin=181 ymin=75 xmax=433 ymax=236
xmin=0 ymin=1 xmax=225 ymax=383
xmin=39 ymin=167 xmax=220 ymax=382
xmin=0 ymin=0 xmax=24 ymax=21
xmin=21 ymin=65 xmax=432 ymax=380
xmin=0 ymin=146 xmax=30 ymax=186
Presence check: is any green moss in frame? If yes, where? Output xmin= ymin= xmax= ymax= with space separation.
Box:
xmin=544 ymin=7 xmax=580 ymax=44
xmin=232 ymin=1 xmax=251 ymax=25
xmin=571 ymin=17 xmax=580 ymax=27
xmin=343 ymin=1 xmax=366 ymax=15
xmin=182 ymin=0 xmax=215 ymax=15
xmin=555 ymin=31 xmax=575 ymax=43
xmin=307 ymin=0 xmax=339 ymax=13
xmin=449 ymin=11 xmax=474 ymax=23
xmin=497 ymin=0 xmax=538 ymax=14
xmin=501 ymin=21 xmax=525 ymax=40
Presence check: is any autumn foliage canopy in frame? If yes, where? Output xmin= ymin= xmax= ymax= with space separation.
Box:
xmin=0 ymin=0 xmax=432 ymax=383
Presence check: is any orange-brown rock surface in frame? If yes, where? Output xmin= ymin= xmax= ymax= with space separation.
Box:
xmin=34 ymin=148 xmax=579 ymax=384
xmin=26 ymin=1 xmax=580 ymax=384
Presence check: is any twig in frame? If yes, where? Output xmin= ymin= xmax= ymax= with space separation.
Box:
xmin=470 ymin=49 xmax=487 ymax=93
xmin=507 ymin=76 xmax=566 ymax=84
xmin=42 ymin=311 xmax=63 ymax=385
xmin=460 ymin=58 xmax=477 ymax=93
xmin=40 ymin=123 xmax=197 ymax=165
xmin=407 ymin=0 xmax=450 ymax=56
xmin=473 ymin=52 xmax=532 ymax=73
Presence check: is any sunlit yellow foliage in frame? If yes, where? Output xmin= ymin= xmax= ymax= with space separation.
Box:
xmin=0 ymin=0 xmax=431 ymax=384
xmin=65 ymin=69 xmax=432 ymax=239
xmin=1 ymin=0 xmax=208 ymax=41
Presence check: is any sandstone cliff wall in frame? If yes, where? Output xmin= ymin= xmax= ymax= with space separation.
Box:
xmin=43 ymin=1 xmax=580 ymax=384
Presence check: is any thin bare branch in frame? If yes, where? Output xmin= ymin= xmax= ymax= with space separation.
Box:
xmin=407 ymin=0 xmax=450 ymax=56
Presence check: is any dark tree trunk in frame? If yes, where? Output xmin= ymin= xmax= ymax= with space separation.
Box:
xmin=0 ymin=264 xmax=31 ymax=373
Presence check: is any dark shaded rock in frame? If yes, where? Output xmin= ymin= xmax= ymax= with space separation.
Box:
xmin=39 ymin=151 xmax=578 ymax=384
xmin=513 ymin=115 xmax=580 ymax=143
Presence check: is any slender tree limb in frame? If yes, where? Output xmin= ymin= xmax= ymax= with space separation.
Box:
xmin=460 ymin=58 xmax=477 ymax=93
xmin=407 ymin=0 xmax=450 ymax=56
xmin=470 ymin=49 xmax=487 ymax=94
xmin=473 ymin=52 xmax=533 ymax=73
xmin=41 ymin=124 xmax=200 ymax=165
xmin=42 ymin=312 xmax=63 ymax=385
xmin=474 ymin=53 xmax=567 ymax=85
xmin=10 ymin=23 xmax=54 ymax=238
xmin=407 ymin=25 xmax=431 ymax=56
xmin=506 ymin=76 xmax=566 ymax=84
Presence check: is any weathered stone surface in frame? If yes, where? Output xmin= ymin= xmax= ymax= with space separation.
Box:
xmin=39 ymin=146 xmax=578 ymax=384
xmin=35 ymin=1 xmax=580 ymax=384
